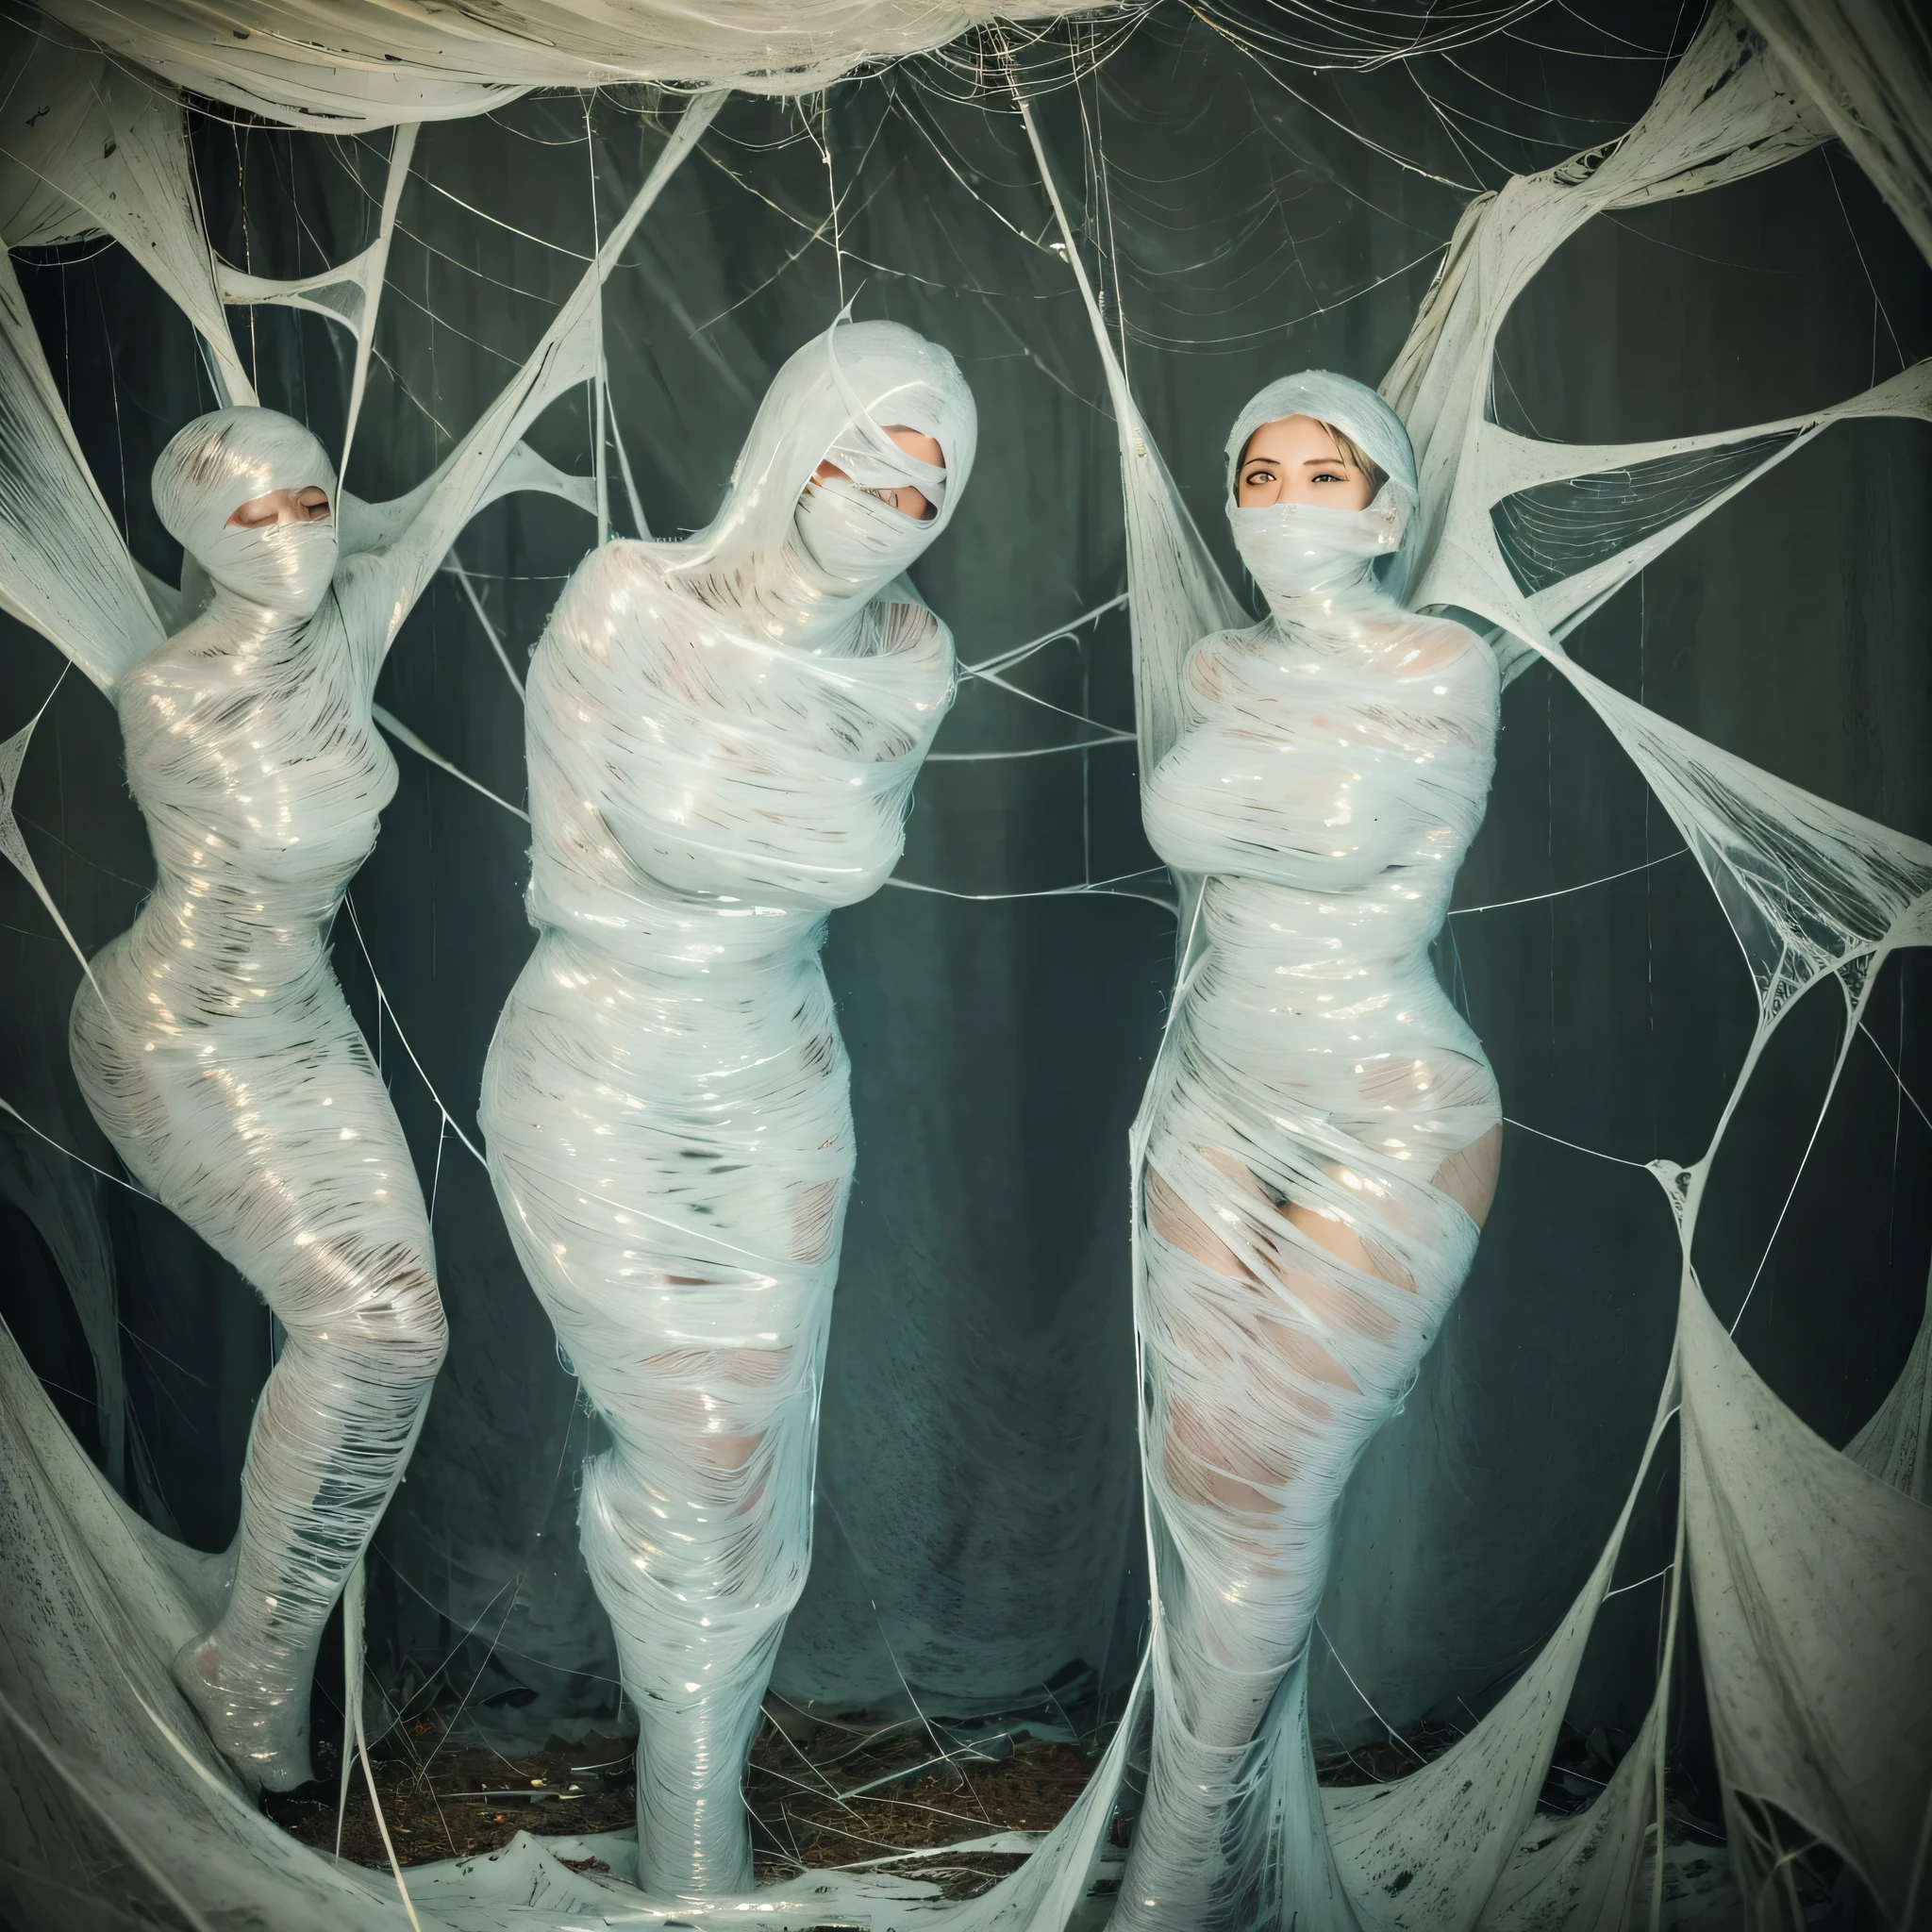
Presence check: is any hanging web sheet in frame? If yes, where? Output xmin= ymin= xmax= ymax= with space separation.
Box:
xmin=985 ymin=3 xmax=1932 ymax=1927
xmin=0 ymin=1 xmax=1925 ymax=1927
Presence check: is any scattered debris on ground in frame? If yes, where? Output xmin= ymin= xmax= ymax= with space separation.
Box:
xmin=745 ymin=1713 xmax=1099 ymax=1898
xmin=264 ymin=1724 xmax=641 ymax=1870
xmin=270 ymin=1707 xmax=1774 ymax=1914
xmin=265 ymin=1707 xmax=1102 ymax=1900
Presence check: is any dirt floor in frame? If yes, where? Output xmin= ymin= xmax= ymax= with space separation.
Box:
xmin=265 ymin=1709 xmax=1756 ymax=1911
xmin=266 ymin=1708 xmax=1103 ymax=1901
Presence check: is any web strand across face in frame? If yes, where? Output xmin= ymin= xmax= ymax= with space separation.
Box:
xmin=1115 ymin=372 xmax=1503 ymax=1932
xmin=479 ymin=319 xmax=974 ymax=1901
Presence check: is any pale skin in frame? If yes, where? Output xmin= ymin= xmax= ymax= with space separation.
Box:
xmin=1153 ymin=411 xmax=1503 ymax=1516
xmin=1235 ymin=411 xmax=1376 ymax=511
xmin=226 ymin=484 xmax=331 ymax=527
xmin=812 ymin=424 xmax=943 ymax=521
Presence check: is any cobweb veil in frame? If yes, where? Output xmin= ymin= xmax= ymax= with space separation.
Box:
xmin=1222 ymin=371 xmax=1421 ymax=602
xmin=662 ymin=318 xmax=977 ymax=581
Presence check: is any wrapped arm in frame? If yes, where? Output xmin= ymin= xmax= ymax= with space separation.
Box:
xmin=1146 ymin=618 xmax=1499 ymax=896
xmin=1148 ymin=731 xmax=1414 ymax=892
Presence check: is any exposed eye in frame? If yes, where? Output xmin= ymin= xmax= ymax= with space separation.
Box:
xmin=1312 ymin=468 xmax=1348 ymax=485
xmin=861 ymin=482 xmax=937 ymax=522
xmin=1243 ymin=465 xmax=1276 ymax=488
xmin=225 ymin=486 xmax=333 ymax=529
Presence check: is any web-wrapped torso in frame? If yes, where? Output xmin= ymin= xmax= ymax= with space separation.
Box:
xmin=522 ymin=539 xmax=954 ymax=962
xmin=480 ymin=532 xmax=955 ymax=1895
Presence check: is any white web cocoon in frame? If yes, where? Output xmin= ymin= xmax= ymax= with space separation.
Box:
xmin=0 ymin=69 xmax=732 ymax=1884
xmin=982 ymin=6 xmax=1932 ymax=1930
xmin=479 ymin=316 xmax=973 ymax=1900
xmin=0 ymin=4 xmax=1923 ymax=1927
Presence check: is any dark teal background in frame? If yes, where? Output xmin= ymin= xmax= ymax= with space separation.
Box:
xmin=0 ymin=5 xmax=1926 ymax=1810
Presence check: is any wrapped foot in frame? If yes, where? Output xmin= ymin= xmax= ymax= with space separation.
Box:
xmin=635 ymin=1708 xmax=757 ymax=1900
xmin=170 ymin=1631 xmax=315 ymax=1792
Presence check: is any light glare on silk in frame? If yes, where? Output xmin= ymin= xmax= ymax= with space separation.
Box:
xmin=0 ymin=8 xmax=1926 ymax=1932
xmin=478 ymin=319 xmax=972 ymax=1902
xmin=1111 ymin=374 xmax=1502 ymax=1932
xmin=65 ymin=407 xmax=448 ymax=1796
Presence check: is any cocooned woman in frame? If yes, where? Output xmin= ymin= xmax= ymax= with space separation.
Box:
xmin=480 ymin=319 xmax=974 ymax=1901
xmin=66 ymin=409 xmax=491 ymax=1791
xmin=1119 ymin=374 xmax=1503 ymax=1929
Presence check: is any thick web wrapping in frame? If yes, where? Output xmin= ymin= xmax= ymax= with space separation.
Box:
xmin=0 ymin=3 xmax=1924 ymax=1929
xmin=983 ymin=5 xmax=1932 ymax=1928
xmin=480 ymin=319 xmax=973 ymax=1898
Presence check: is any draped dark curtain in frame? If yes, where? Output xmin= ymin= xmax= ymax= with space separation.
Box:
xmin=1 ymin=0 xmax=1926 ymax=1782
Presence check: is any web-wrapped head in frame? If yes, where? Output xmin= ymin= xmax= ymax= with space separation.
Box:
xmin=667 ymin=317 xmax=977 ymax=601
xmin=152 ymin=406 xmax=339 ymax=617
xmin=1224 ymin=370 xmax=1420 ymax=608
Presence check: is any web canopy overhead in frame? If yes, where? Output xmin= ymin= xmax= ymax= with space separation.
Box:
xmin=0 ymin=0 xmax=1927 ymax=1928
xmin=35 ymin=0 xmax=1101 ymax=127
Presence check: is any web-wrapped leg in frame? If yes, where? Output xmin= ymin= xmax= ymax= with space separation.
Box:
xmin=1114 ymin=1040 xmax=1492 ymax=1929
xmin=482 ymin=932 xmax=849 ymax=1899
xmin=579 ymin=1341 xmax=817 ymax=1898
xmin=69 ymin=942 xmax=444 ymax=1790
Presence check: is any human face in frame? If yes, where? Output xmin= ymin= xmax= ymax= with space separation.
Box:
xmin=812 ymin=425 xmax=943 ymax=521
xmin=225 ymin=485 xmax=332 ymax=529
xmin=1236 ymin=415 xmax=1374 ymax=511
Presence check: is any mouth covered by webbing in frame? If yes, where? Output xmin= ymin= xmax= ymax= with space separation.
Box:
xmin=481 ymin=320 xmax=969 ymax=1899
xmin=1115 ymin=373 xmax=1503 ymax=1930
xmin=67 ymin=402 xmax=444 ymax=1798
xmin=152 ymin=407 xmax=340 ymax=616
xmin=1224 ymin=369 xmax=1419 ymax=609
xmin=664 ymin=317 xmax=974 ymax=638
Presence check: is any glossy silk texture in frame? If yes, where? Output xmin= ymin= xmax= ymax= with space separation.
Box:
xmin=1117 ymin=374 xmax=1501 ymax=1929
xmin=479 ymin=321 xmax=970 ymax=1901
xmin=66 ymin=408 xmax=448 ymax=1791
